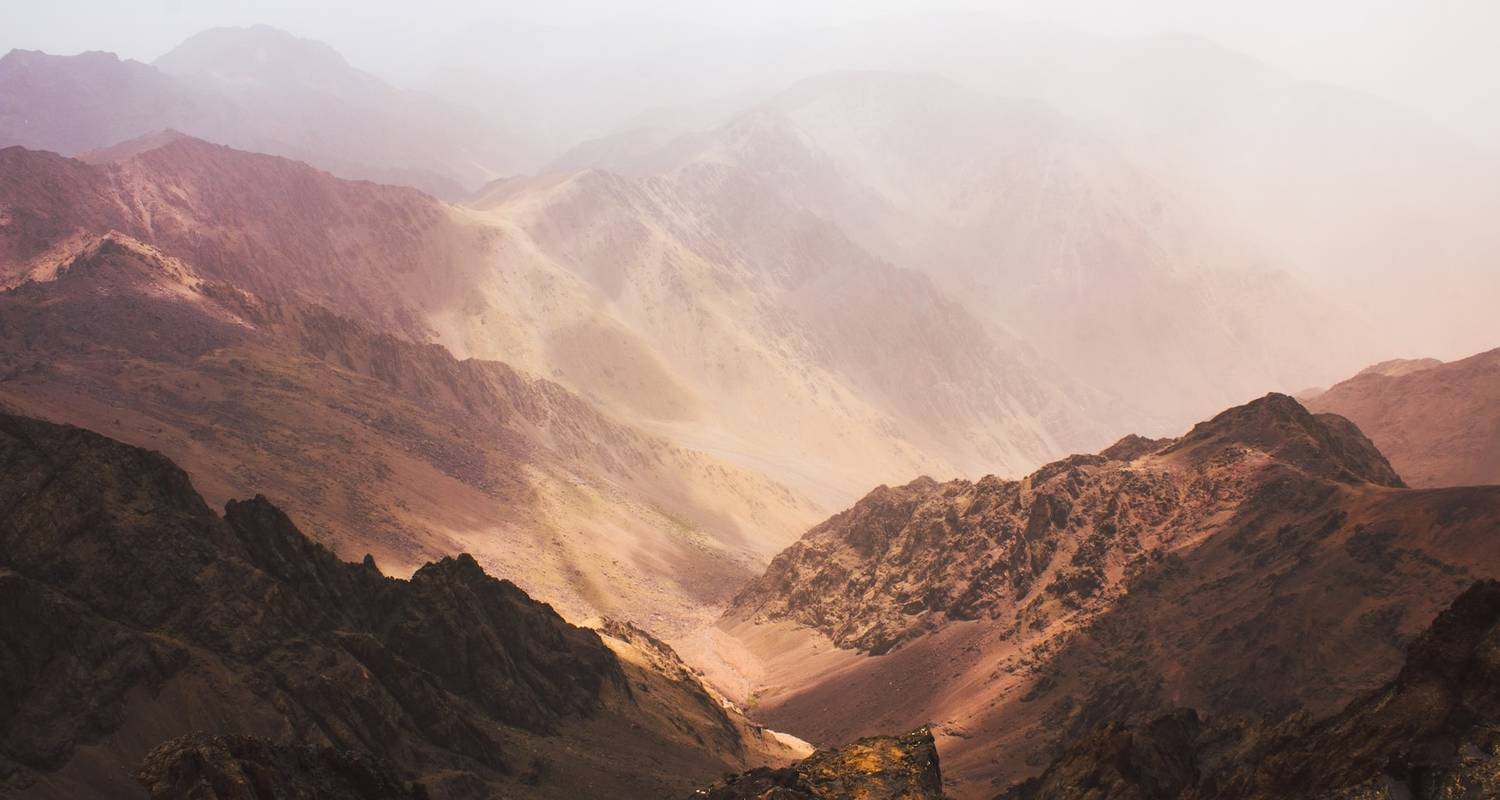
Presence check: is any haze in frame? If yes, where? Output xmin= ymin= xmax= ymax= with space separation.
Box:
xmin=5 ymin=2 xmax=1500 ymax=798
xmin=7 ymin=0 xmax=1500 ymax=147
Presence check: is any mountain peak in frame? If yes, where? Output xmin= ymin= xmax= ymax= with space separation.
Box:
xmin=76 ymin=128 xmax=191 ymax=164
xmin=154 ymin=25 xmax=360 ymax=86
xmin=1163 ymin=392 xmax=1404 ymax=487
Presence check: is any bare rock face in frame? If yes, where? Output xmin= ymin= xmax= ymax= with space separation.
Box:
xmin=1001 ymin=579 xmax=1500 ymax=800
xmin=1160 ymin=392 xmax=1404 ymax=487
xmin=136 ymin=734 xmax=421 ymax=800
xmin=729 ymin=393 xmax=1398 ymax=655
xmin=727 ymin=392 xmax=1500 ymax=793
xmin=1096 ymin=434 xmax=1173 ymax=462
xmin=694 ymin=727 xmax=945 ymax=800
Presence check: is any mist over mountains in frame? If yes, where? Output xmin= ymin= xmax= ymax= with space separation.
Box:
xmin=1 ymin=8 xmax=1498 ymax=800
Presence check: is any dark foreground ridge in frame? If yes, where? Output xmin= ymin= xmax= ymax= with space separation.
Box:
xmin=693 ymin=727 xmax=945 ymax=799
xmin=1002 ymin=579 xmax=1500 ymax=799
xmin=137 ymin=734 xmax=421 ymax=800
xmin=0 ymin=412 xmax=767 ymax=799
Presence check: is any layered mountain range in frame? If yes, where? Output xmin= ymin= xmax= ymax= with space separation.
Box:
xmin=718 ymin=394 xmax=1500 ymax=795
xmin=547 ymin=71 xmax=1354 ymax=427
xmin=0 ymin=129 xmax=1132 ymax=637
xmin=0 ymin=26 xmax=515 ymax=195
xmin=3 ymin=18 xmax=1498 ymax=800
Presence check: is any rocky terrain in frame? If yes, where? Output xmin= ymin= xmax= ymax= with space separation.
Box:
xmin=729 ymin=393 xmax=1401 ymax=653
xmin=695 ymin=727 xmax=945 ymax=800
xmin=0 ymin=130 xmax=1126 ymax=626
xmin=136 ymin=735 xmax=422 ymax=800
xmin=0 ymin=227 xmax=813 ymax=638
xmin=720 ymin=394 xmax=1500 ymax=796
xmin=1001 ymin=578 xmax=1500 ymax=799
xmin=1306 ymin=347 xmax=1500 ymax=488
xmin=0 ymin=412 xmax=801 ymax=799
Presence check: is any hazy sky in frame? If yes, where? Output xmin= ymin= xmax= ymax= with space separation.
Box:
xmin=4 ymin=0 xmax=1498 ymax=145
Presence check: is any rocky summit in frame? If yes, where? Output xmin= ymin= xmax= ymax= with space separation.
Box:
xmin=721 ymin=393 xmax=1500 ymax=793
xmin=694 ymin=727 xmax=945 ymax=799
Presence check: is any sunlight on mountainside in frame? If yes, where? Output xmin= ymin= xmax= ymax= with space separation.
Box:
xmin=1 ymin=2 xmax=1497 ymax=798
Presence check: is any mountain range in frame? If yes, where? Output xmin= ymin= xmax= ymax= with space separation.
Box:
xmin=0 ymin=26 xmax=517 ymax=196
xmin=553 ymin=71 xmax=1356 ymax=425
xmin=2 ymin=17 xmax=1498 ymax=800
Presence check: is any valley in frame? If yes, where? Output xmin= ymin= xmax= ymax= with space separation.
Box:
xmin=1 ymin=11 xmax=1497 ymax=799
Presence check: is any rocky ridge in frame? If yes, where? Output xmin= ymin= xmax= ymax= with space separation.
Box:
xmin=722 ymin=393 xmax=1500 ymax=795
xmin=0 ymin=413 xmax=790 ymax=799
xmin=728 ymin=393 xmax=1402 ymax=654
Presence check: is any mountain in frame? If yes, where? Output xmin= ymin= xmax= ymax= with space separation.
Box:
xmin=0 ymin=224 xmax=816 ymax=642
xmin=466 ymin=160 xmax=1118 ymax=502
xmin=1 ymin=131 xmax=1120 ymax=499
xmin=0 ymin=27 xmax=518 ymax=195
xmin=1305 ymin=347 xmax=1500 ymax=488
xmin=0 ymin=135 xmax=483 ymax=339
xmin=714 ymin=394 xmax=1500 ymax=796
xmin=519 ymin=12 xmax=1500 ymax=362
xmin=1002 ymin=579 xmax=1500 ymax=799
xmin=554 ymin=71 xmax=1355 ymax=430
xmin=0 ymin=412 xmax=805 ymax=799
xmin=0 ymin=134 xmax=1119 ymax=646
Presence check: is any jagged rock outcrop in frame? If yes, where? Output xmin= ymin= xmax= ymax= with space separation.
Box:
xmin=693 ymin=727 xmax=945 ymax=799
xmin=1001 ymin=579 xmax=1500 ymax=799
xmin=1160 ymin=391 xmax=1404 ymax=487
xmin=0 ymin=413 xmax=783 ymax=799
xmin=1096 ymin=434 xmax=1173 ymax=462
xmin=724 ymin=394 xmax=1500 ymax=795
xmin=730 ymin=394 xmax=1399 ymax=654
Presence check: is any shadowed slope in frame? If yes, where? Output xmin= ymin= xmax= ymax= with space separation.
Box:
xmin=0 ymin=413 xmax=798 ymax=799
xmin=1002 ymin=579 xmax=1500 ymax=799
xmin=1307 ymin=347 xmax=1500 ymax=488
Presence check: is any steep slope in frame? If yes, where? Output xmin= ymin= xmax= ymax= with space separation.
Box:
xmin=718 ymin=394 xmax=1500 ymax=797
xmin=466 ymin=161 xmax=1117 ymax=502
xmin=559 ymin=71 xmax=1354 ymax=430
xmin=0 ymin=136 xmax=482 ymax=339
xmin=0 ymin=27 xmax=514 ymax=193
xmin=0 ymin=133 xmax=1115 ymax=505
xmin=529 ymin=14 xmax=1500 ymax=362
xmin=1002 ymin=579 xmax=1500 ymax=799
xmin=1306 ymin=347 xmax=1500 ymax=488
xmin=0 ymin=50 xmax=222 ymax=156
xmin=0 ymin=230 xmax=814 ymax=638
xmin=137 ymin=735 xmax=422 ymax=800
xmin=0 ymin=412 xmax=801 ymax=799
